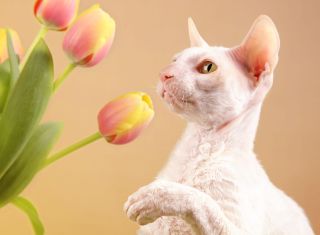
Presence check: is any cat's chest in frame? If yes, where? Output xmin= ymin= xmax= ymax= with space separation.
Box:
xmin=162 ymin=141 xmax=236 ymax=193
xmin=154 ymin=135 xmax=271 ymax=234
xmin=178 ymin=145 xmax=222 ymax=182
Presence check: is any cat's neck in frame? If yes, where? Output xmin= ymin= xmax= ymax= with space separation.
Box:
xmin=158 ymin=103 xmax=262 ymax=180
xmin=185 ymin=103 xmax=262 ymax=153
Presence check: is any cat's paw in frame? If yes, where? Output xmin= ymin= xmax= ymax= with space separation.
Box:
xmin=124 ymin=180 xmax=191 ymax=225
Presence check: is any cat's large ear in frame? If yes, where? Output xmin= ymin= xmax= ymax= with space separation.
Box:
xmin=234 ymin=15 xmax=280 ymax=82
xmin=188 ymin=17 xmax=209 ymax=47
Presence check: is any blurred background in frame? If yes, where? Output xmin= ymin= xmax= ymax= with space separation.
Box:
xmin=0 ymin=0 xmax=319 ymax=234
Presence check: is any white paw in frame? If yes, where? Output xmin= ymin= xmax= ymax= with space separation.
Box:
xmin=124 ymin=180 xmax=190 ymax=225
xmin=124 ymin=181 xmax=165 ymax=225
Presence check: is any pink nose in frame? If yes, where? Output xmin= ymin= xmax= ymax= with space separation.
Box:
xmin=160 ymin=72 xmax=174 ymax=82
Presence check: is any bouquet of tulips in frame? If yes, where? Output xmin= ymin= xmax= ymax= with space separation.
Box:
xmin=0 ymin=0 xmax=154 ymax=234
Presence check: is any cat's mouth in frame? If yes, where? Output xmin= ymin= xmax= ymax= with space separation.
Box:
xmin=160 ymin=87 xmax=195 ymax=109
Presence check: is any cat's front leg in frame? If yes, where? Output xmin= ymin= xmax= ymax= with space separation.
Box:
xmin=124 ymin=180 xmax=195 ymax=225
xmin=124 ymin=180 xmax=241 ymax=235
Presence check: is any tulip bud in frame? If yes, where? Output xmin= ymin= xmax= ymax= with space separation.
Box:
xmin=34 ymin=0 xmax=79 ymax=31
xmin=98 ymin=92 xmax=155 ymax=145
xmin=63 ymin=4 xmax=115 ymax=67
xmin=0 ymin=28 xmax=24 ymax=64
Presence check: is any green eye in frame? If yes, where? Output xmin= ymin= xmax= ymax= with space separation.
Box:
xmin=198 ymin=60 xmax=217 ymax=74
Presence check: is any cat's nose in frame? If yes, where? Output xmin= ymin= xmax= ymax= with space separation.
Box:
xmin=160 ymin=72 xmax=174 ymax=82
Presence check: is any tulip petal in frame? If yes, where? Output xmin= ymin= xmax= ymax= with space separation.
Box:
xmin=84 ymin=33 xmax=114 ymax=67
xmin=98 ymin=92 xmax=155 ymax=145
xmin=0 ymin=29 xmax=24 ymax=64
xmin=34 ymin=0 xmax=79 ymax=31
xmin=63 ymin=4 xmax=115 ymax=67
xmin=111 ymin=115 xmax=153 ymax=145
xmin=98 ymin=96 xmax=141 ymax=136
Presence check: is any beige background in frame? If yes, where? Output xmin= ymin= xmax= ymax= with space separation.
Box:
xmin=0 ymin=0 xmax=319 ymax=234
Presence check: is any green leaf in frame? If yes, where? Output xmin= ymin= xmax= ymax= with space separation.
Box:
xmin=0 ymin=39 xmax=53 ymax=179
xmin=6 ymin=30 xmax=19 ymax=87
xmin=0 ymin=122 xmax=63 ymax=207
xmin=12 ymin=196 xmax=45 ymax=235
xmin=0 ymin=60 xmax=10 ymax=113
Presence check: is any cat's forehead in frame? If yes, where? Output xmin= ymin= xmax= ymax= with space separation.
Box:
xmin=173 ymin=46 xmax=229 ymax=63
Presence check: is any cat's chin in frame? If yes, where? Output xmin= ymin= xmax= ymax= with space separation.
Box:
xmin=161 ymin=89 xmax=195 ymax=113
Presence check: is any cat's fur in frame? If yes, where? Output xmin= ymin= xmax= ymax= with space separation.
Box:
xmin=124 ymin=15 xmax=314 ymax=235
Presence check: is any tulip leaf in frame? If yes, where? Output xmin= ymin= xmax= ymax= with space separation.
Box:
xmin=0 ymin=60 xmax=10 ymax=113
xmin=0 ymin=122 xmax=63 ymax=207
xmin=6 ymin=30 xmax=19 ymax=87
xmin=0 ymin=39 xmax=53 ymax=180
xmin=12 ymin=196 xmax=45 ymax=235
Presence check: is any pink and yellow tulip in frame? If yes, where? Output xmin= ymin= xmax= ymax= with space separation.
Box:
xmin=0 ymin=28 xmax=24 ymax=64
xmin=63 ymin=4 xmax=116 ymax=67
xmin=34 ymin=0 xmax=79 ymax=31
xmin=98 ymin=92 xmax=155 ymax=145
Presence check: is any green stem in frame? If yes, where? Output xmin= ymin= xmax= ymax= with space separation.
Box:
xmin=52 ymin=63 xmax=77 ymax=92
xmin=19 ymin=26 xmax=48 ymax=71
xmin=12 ymin=196 xmax=44 ymax=235
xmin=41 ymin=132 xmax=102 ymax=169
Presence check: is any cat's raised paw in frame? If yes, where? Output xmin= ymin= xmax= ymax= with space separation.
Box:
xmin=124 ymin=181 xmax=167 ymax=225
xmin=124 ymin=180 xmax=192 ymax=225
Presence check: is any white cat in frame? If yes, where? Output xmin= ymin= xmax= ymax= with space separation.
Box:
xmin=124 ymin=15 xmax=315 ymax=235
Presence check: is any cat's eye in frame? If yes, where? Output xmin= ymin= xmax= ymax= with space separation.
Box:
xmin=197 ymin=60 xmax=217 ymax=74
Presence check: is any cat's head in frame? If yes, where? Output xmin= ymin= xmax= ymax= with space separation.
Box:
xmin=158 ymin=15 xmax=280 ymax=127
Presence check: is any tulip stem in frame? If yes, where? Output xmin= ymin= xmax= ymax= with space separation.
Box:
xmin=19 ymin=26 xmax=48 ymax=70
xmin=52 ymin=63 xmax=77 ymax=92
xmin=41 ymin=132 xmax=102 ymax=169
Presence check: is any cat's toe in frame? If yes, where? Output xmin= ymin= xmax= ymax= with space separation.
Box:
xmin=126 ymin=201 xmax=140 ymax=221
xmin=125 ymin=193 xmax=159 ymax=225
xmin=137 ymin=213 xmax=157 ymax=225
xmin=124 ymin=191 xmax=142 ymax=214
xmin=126 ymin=198 xmax=150 ymax=222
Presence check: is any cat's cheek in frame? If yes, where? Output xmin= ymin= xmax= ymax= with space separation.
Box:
xmin=195 ymin=78 xmax=220 ymax=92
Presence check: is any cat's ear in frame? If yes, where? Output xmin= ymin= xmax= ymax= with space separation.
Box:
xmin=188 ymin=17 xmax=209 ymax=47
xmin=233 ymin=15 xmax=280 ymax=82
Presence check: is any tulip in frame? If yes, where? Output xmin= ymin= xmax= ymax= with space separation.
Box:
xmin=98 ymin=92 xmax=155 ymax=145
xmin=0 ymin=28 xmax=24 ymax=64
xmin=43 ymin=92 xmax=154 ymax=169
xmin=34 ymin=0 xmax=79 ymax=31
xmin=63 ymin=4 xmax=115 ymax=67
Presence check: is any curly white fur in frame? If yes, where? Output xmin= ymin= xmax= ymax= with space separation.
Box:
xmin=124 ymin=15 xmax=314 ymax=235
